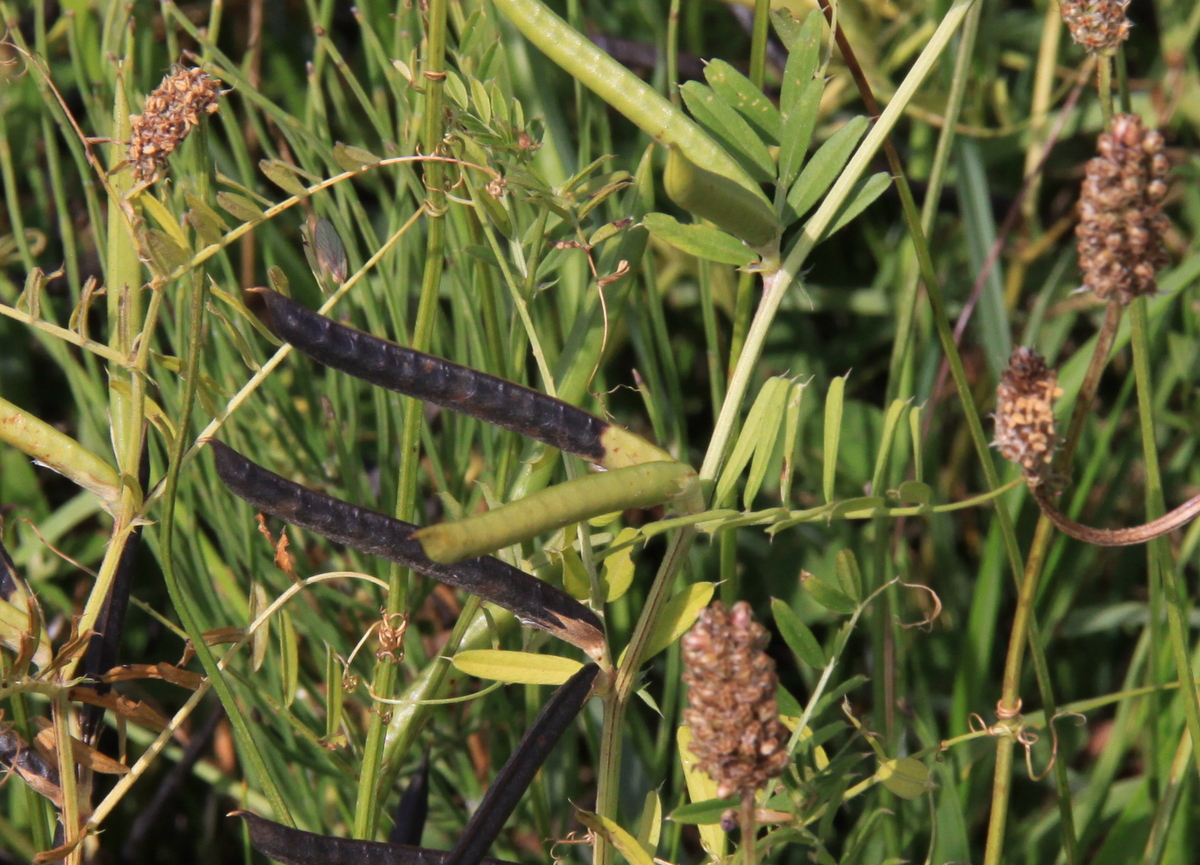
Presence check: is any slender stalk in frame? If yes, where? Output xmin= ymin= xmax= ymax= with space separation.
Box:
xmin=353 ymin=0 xmax=450 ymax=838
xmin=594 ymin=526 xmax=697 ymax=865
xmin=1096 ymin=56 xmax=1113 ymax=128
xmin=158 ymin=274 xmax=293 ymax=824
xmin=1129 ymin=299 xmax=1200 ymax=780
xmin=748 ymin=0 xmax=770 ymax=89
xmin=666 ymin=0 xmax=681 ymax=106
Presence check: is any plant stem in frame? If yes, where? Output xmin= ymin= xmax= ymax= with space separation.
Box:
xmin=1129 ymin=298 xmax=1200 ymax=780
xmin=748 ymin=0 xmax=770 ymax=89
xmin=1096 ymin=56 xmax=1113 ymax=128
xmin=353 ymin=0 xmax=449 ymax=838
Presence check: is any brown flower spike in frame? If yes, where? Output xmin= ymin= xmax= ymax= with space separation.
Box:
xmin=128 ymin=65 xmax=223 ymax=182
xmin=682 ymin=601 xmax=789 ymax=800
xmin=994 ymin=348 xmax=1063 ymax=485
xmin=1059 ymin=0 xmax=1131 ymax=54
xmin=1077 ymin=114 xmax=1171 ymax=305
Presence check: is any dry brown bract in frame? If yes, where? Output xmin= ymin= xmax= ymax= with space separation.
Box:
xmin=682 ymin=601 xmax=789 ymax=799
xmin=1060 ymin=0 xmax=1131 ymax=54
xmin=993 ymin=347 xmax=1063 ymax=486
xmin=1077 ymin=113 xmax=1170 ymax=305
xmin=128 ymin=66 xmax=222 ymax=182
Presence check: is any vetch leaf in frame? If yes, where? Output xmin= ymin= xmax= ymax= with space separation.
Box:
xmin=779 ymin=379 xmax=807 ymax=505
xmin=771 ymin=598 xmax=825 ymax=668
xmin=704 ymin=59 xmax=781 ymax=144
xmin=822 ymin=375 xmax=847 ymax=503
xmin=878 ymin=757 xmax=929 ymax=799
xmin=870 ymin=397 xmax=910 ymax=494
xmin=249 ymin=583 xmax=269 ymax=672
xmin=713 ymin=376 xmax=790 ymax=506
xmin=636 ymin=791 xmax=662 ymax=856
xmin=451 ymin=650 xmax=584 ymax=685
xmin=835 ymin=550 xmax=862 ymax=603
xmin=777 ymin=11 xmax=824 ymax=188
xmin=677 ymin=725 xmax=726 ymax=859
xmin=259 ymin=158 xmax=310 ymax=197
xmin=217 ymin=191 xmax=265 ymax=223
xmin=638 ymin=582 xmax=715 ymax=662
xmin=816 ymin=171 xmax=892 ymax=241
xmin=576 ymin=811 xmax=655 ymax=865
xmin=601 ymin=528 xmax=638 ymax=602
xmin=279 ymin=609 xmax=299 ymax=708
xmin=679 ymin=82 xmax=775 ymax=183
xmin=138 ymin=191 xmax=189 ymax=249
xmin=642 ymin=213 xmax=756 ymax=267
xmin=669 ymin=797 xmax=739 ymax=825
xmin=332 ymin=142 xmax=382 ymax=171
xmin=785 ymin=116 xmax=869 ymax=225
xmin=896 ymin=480 xmax=931 ymax=505
xmin=801 ymin=570 xmax=857 ymax=615
xmin=185 ymin=193 xmax=228 ymax=247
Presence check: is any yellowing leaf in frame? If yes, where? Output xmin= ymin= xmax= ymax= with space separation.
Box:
xmin=677 ymin=725 xmax=726 ymax=859
xmin=601 ymin=528 xmax=639 ymax=602
xmin=451 ymin=650 xmax=583 ymax=685
xmin=622 ymin=582 xmax=715 ymax=666
xmin=576 ymin=810 xmax=655 ymax=865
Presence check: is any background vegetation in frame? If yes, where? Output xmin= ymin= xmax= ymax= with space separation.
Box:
xmin=0 ymin=0 xmax=1198 ymax=863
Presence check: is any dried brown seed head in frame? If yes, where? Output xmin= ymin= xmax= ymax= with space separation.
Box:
xmin=682 ymin=601 xmax=790 ymax=799
xmin=1076 ymin=114 xmax=1171 ymax=305
xmin=128 ymin=65 xmax=223 ymax=183
xmin=1059 ymin=0 xmax=1131 ymax=54
xmin=993 ymin=348 xmax=1063 ymax=485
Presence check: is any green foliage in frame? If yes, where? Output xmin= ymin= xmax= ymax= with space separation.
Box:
xmin=1 ymin=0 xmax=1199 ymax=864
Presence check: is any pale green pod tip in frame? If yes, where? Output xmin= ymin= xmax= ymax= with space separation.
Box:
xmin=0 ymin=396 xmax=121 ymax=510
xmin=664 ymin=146 xmax=778 ymax=250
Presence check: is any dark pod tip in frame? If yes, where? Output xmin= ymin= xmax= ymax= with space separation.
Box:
xmin=243 ymin=287 xmax=275 ymax=331
xmin=443 ymin=664 xmax=600 ymax=865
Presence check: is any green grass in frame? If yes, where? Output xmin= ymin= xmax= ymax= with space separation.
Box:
xmin=1 ymin=0 xmax=1199 ymax=863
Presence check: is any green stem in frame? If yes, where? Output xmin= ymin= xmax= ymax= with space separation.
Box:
xmin=159 ymin=274 xmax=293 ymax=825
xmin=1130 ymin=298 xmax=1200 ymax=780
xmin=594 ymin=527 xmax=697 ymax=865
xmin=1096 ymin=56 xmax=1113 ymax=128
xmin=666 ymin=0 xmax=681 ymax=106
xmin=353 ymin=0 xmax=449 ymax=839
xmin=748 ymin=0 xmax=770 ymax=89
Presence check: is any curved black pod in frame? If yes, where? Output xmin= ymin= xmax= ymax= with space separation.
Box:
xmin=244 ymin=288 xmax=609 ymax=462
xmin=207 ymin=441 xmax=605 ymax=657
xmin=236 ymin=811 xmax=519 ymax=865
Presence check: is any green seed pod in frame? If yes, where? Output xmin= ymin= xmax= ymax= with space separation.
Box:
xmin=664 ymin=146 xmax=778 ymax=249
xmin=416 ymin=462 xmax=699 ymax=564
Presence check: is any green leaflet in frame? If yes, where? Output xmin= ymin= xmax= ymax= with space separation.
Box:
xmin=713 ymin=376 xmax=791 ymax=507
xmin=814 ymin=171 xmax=892 ymax=242
xmin=575 ymin=811 xmax=656 ymax=865
xmin=703 ymin=59 xmax=782 ymax=144
xmin=870 ymin=398 xmax=912 ymax=495
xmin=451 ymin=650 xmax=584 ymax=685
xmin=625 ymin=582 xmax=715 ymax=665
xmin=641 ymin=213 xmax=757 ymax=267
xmin=771 ymin=598 xmax=826 ymax=669
xmin=822 ymin=375 xmax=847 ymax=503
xmin=777 ymin=11 xmax=825 ymax=189
xmin=785 ymin=116 xmax=870 ymax=225
xmin=676 ymin=725 xmax=726 ymax=859
xmin=678 ymin=82 xmax=775 ymax=183
xmin=415 ymin=461 xmax=697 ymax=564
